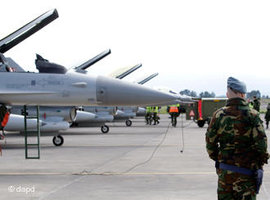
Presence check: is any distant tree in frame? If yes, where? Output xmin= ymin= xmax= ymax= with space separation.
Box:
xmin=179 ymin=89 xmax=197 ymax=97
xmin=246 ymin=90 xmax=261 ymax=99
xmin=190 ymin=91 xmax=197 ymax=97
xmin=199 ymin=91 xmax=216 ymax=98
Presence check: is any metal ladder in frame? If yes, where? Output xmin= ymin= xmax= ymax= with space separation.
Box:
xmin=23 ymin=105 xmax=40 ymax=159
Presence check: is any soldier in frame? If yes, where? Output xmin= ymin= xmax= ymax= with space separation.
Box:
xmin=253 ymin=96 xmax=261 ymax=112
xmin=206 ymin=77 xmax=269 ymax=200
xmin=265 ymin=103 xmax=270 ymax=129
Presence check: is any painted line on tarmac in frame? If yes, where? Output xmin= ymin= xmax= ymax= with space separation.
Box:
xmin=0 ymin=172 xmax=232 ymax=176
xmin=1 ymin=171 xmax=269 ymax=176
xmin=63 ymin=144 xmax=180 ymax=148
xmin=1 ymin=144 xmax=180 ymax=148
xmin=74 ymin=172 xmax=218 ymax=175
xmin=0 ymin=172 xmax=69 ymax=176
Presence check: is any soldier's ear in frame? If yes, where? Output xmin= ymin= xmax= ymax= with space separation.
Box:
xmin=226 ymin=91 xmax=229 ymax=98
xmin=240 ymin=93 xmax=245 ymax=98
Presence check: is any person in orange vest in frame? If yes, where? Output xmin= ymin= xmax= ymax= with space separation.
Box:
xmin=0 ymin=105 xmax=10 ymax=140
xmin=167 ymin=104 xmax=179 ymax=127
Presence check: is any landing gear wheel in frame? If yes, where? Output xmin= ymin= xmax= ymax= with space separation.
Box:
xmin=197 ymin=120 xmax=205 ymax=128
xmin=125 ymin=120 xmax=132 ymax=127
xmin=53 ymin=135 xmax=64 ymax=146
xmin=101 ymin=125 xmax=109 ymax=134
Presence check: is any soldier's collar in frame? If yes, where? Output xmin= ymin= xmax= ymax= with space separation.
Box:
xmin=226 ymin=97 xmax=247 ymax=106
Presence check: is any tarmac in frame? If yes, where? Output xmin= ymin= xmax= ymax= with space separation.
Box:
xmin=0 ymin=114 xmax=269 ymax=200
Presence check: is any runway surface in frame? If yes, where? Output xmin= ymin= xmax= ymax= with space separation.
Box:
xmin=0 ymin=114 xmax=269 ymax=200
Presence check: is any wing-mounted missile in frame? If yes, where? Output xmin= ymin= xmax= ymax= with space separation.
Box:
xmin=74 ymin=49 xmax=111 ymax=74
xmin=35 ymin=54 xmax=67 ymax=74
xmin=0 ymin=9 xmax=58 ymax=53
xmin=137 ymin=73 xmax=159 ymax=85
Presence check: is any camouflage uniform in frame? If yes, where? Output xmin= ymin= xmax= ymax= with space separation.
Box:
xmin=253 ymin=99 xmax=260 ymax=112
xmin=264 ymin=104 xmax=270 ymax=129
xmin=206 ymin=97 xmax=269 ymax=200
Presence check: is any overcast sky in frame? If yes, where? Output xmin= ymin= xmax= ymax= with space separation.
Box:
xmin=1 ymin=0 xmax=270 ymax=96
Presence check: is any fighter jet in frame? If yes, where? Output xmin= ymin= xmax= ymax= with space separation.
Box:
xmin=0 ymin=9 xmax=176 ymax=152
xmin=4 ymin=54 xmax=142 ymax=143
xmin=0 ymin=9 xmax=175 ymax=107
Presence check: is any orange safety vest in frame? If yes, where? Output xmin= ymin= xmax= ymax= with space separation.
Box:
xmin=169 ymin=106 xmax=178 ymax=113
xmin=1 ymin=112 xmax=10 ymax=127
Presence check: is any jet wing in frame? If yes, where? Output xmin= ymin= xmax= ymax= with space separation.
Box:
xmin=108 ymin=64 xmax=142 ymax=79
xmin=0 ymin=9 xmax=58 ymax=53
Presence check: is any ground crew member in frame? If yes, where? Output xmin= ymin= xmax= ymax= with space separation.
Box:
xmin=145 ymin=106 xmax=152 ymax=125
xmin=153 ymin=106 xmax=160 ymax=125
xmin=206 ymin=77 xmax=269 ymax=200
xmin=247 ymin=99 xmax=253 ymax=109
xmin=265 ymin=103 xmax=270 ymax=129
xmin=0 ymin=104 xmax=10 ymax=139
xmin=253 ymin=96 xmax=261 ymax=112
xmin=168 ymin=104 xmax=179 ymax=127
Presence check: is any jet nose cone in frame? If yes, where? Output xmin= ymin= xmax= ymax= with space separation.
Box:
xmin=96 ymin=76 xmax=176 ymax=106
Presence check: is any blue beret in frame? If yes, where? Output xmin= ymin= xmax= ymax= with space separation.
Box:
xmin=227 ymin=77 xmax=247 ymax=94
